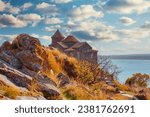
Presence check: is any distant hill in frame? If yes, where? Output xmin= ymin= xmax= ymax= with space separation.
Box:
xmin=102 ymin=54 xmax=150 ymax=60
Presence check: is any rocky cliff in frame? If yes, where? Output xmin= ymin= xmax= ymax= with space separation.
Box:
xmin=0 ymin=34 xmax=62 ymax=99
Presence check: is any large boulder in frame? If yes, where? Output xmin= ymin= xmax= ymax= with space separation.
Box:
xmin=0 ymin=51 xmax=22 ymax=69
xmin=11 ymin=34 xmax=41 ymax=50
xmin=10 ymin=34 xmax=44 ymax=72
xmin=57 ymin=73 xmax=70 ymax=87
xmin=0 ymin=34 xmax=42 ymax=71
xmin=0 ymin=59 xmax=32 ymax=89
xmin=39 ymin=83 xmax=60 ymax=99
xmin=16 ymin=50 xmax=43 ymax=72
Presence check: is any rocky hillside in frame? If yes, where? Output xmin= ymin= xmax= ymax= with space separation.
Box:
xmin=0 ymin=34 xmax=62 ymax=99
xmin=0 ymin=34 xmax=149 ymax=100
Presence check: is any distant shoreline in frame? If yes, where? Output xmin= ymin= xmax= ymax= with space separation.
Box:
xmin=101 ymin=54 xmax=150 ymax=60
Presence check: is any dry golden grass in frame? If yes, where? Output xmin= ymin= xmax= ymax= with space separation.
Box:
xmin=68 ymin=57 xmax=78 ymax=64
xmin=113 ymin=80 xmax=129 ymax=91
xmin=146 ymin=93 xmax=150 ymax=100
xmin=62 ymin=85 xmax=91 ymax=100
xmin=36 ymin=45 xmax=63 ymax=75
xmin=52 ymin=48 xmax=67 ymax=59
xmin=62 ymin=83 xmax=108 ymax=100
xmin=0 ymin=83 xmax=20 ymax=99
xmin=47 ymin=50 xmax=62 ymax=74
xmin=32 ymin=43 xmax=146 ymax=100
xmin=29 ymin=79 xmax=39 ymax=92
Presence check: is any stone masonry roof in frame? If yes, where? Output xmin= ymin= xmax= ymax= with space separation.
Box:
xmin=62 ymin=35 xmax=79 ymax=43
xmin=51 ymin=29 xmax=64 ymax=39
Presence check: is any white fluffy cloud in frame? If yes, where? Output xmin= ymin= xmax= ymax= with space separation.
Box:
xmin=45 ymin=25 xmax=61 ymax=32
xmin=66 ymin=16 xmax=150 ymax=44
xmin=116 ymin=23 xmax=150 ymax=44
xmin=45 ymin=18 xmax=63 ymax=24
xmin=0 ymin=34 xmax=17 ymax=44
xmin=70 ymin=5 xmax=104 ymax=21
xmin=17 ymin=13 xmax=42 ymax=27
xmin=141 ymin=21 xmax=150 ymax=29
xmin=0 ymin=13 xmax=42 ymax=28
xmin=0 ymin=14 xmax=27 ymax=28
xmin=0 ymin=34 xmax=17 ymax=40
xmin=31 ymin=33 xmax=50 ymax=41
xmin=120 ymin=17 xmax=136 ymax=25
xmin=67 ymin=19 xmax=118 ymax=41
xmin=9 ymin=7 xmax=20 ymax=14
xmin=0 ymin=1 xmax=33 ymax=14
xmin=36 ymin=2 xmax=58 ymax=15
xmin=18 ymin=14 xmax=42 ymax=22
xmin=117 ymin=29 xmax=149 ymax=40
xmin=53 ymin=0 xmax=72 ymax=4
xmin=103 ymin=0 xmax=150 ymax=14
xmin=0 ymin=0 xmax=20 ymax=14
xmin=0 ymin=0 xmax=5 ymax=11
xmin=20 ymin=2 xmax=33 ymax=10
xmin=36 ymin=2 xmax=50 ymax=9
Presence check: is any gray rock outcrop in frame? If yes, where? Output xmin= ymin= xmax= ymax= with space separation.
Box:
xmin=0 ymin=34 xmax=60 ymax=99
xmin=57 ymin=73 xmax=70 ymax=87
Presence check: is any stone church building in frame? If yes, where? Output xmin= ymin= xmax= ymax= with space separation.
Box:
xmin=49 ymin=30 xmax=98 ymax=63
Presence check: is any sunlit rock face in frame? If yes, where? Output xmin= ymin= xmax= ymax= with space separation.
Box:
xmin=0 ymin=34 xmax=60 ymax=99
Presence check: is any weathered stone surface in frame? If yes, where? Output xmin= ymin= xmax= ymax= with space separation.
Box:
xmin=21 ymin=67 xmax=60 ymax=98
xmin=0 ymin=51 xmax=22 ymax=69
xmin=21 ymin=67 xmax=57 ymax=86
xmin=16 ymin=50 xmax=43 ymax=72
xmin=39 ymin=83 xmax=60 ymax=98
xmin=57 ymin=73 xmax=70 ymax=87
xmin=0 ymin=34 xmax=43 ymax=72
xmin=0 ymin=59 xmax=32 ymax=89
xmin=11 ymin=34 xmax=41 ymax=50
xmin=0 ymin=61 xmax=60 ymax=99
xmin=0 ymin=74 xmax=30 ymax=95
xmin=0 ymin=41 xmax=12 ymax=51
xmin=0 ymin=74 xmax=20 ymax=89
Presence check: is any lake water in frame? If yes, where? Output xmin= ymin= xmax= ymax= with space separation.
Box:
xmin=111 ymin=59 xmax=150 ymax=84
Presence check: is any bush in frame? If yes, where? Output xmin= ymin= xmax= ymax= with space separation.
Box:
xmin=76 ymin=61 xmax=95 ymax=85
xmin=126 ymin=73 xmax=150 ymax=88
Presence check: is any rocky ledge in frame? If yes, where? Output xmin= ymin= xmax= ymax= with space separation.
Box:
xmin=0 ymin=34 xmax=62 ymax=99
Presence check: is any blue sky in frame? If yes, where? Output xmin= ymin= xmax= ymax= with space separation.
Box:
xmin=0 ymin=0 xmax=150 ymax=55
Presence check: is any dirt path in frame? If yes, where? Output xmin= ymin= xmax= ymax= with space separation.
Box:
xmin=119 ymin=91 xmax=138 ymax=100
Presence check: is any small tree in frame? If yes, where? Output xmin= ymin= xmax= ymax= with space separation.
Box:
xmin=98 ymin=56 xmax=121 ymax=80
xmin=125 ymin=73 xmax=150 ymax=88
